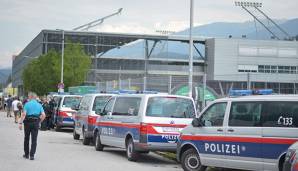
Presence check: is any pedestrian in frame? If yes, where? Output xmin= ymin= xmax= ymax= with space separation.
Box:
xmin=41 ymin=98 xmax=51 ymax=130
xmin=6 ymin=95 xmax=13 ymax=117
xmin=48 ymin=97 xmax=56 ymax=129
xmin=12 ymin=97 xmax=22 ymax=123
xmin=18 ymin=92 xmax=46 ymax=160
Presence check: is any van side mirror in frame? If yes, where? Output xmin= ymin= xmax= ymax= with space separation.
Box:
xmin=95 ymin=109 xmax=101 ymax=115
xmin=192 ymin=118 xmax=203 ymax=127
xmin=71 ymin=105 xmax=79 ymax=111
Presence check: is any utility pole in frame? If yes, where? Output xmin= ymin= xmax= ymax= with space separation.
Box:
xmin=56 ymin=29 xmax=65 ymax=93
xmin=189 ymin=0 xmax=194 ymax=98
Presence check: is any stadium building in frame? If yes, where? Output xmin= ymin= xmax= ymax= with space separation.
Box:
xmin=12 ymin=29 xmax=298 ymax=98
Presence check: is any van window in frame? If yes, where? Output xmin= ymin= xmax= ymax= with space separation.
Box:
xmin=102 ymin=97 xmax=115 ymax=115
xmin=63 ymin=96 xmax=82 ymax=108
xmin=146 ymin=97 xmax=195 ymax=118
xmin=112 ymin=97 xmax=141 ymax=116
xmin=229 ymin=102 xmax=261 ymax=127
xmin=79 ymin=96 xmax=88 ymax=111
xmin=92 ymin=96 xmax=112 ymax=112
xmin=262 ymin=101 xmax=298 ymax=127
xmin=199 ymin=102 xmax=226 ymax=126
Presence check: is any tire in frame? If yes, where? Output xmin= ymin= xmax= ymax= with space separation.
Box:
xmin=181 ymin=148 xmax=206 ymax=171
xmin=94 ymin=131 xmax=104 ymax=151
xmin=139 ymin=151 xmax=149 ymax=154
xmin=82 ymin=129 xmax=91 ymax=145
xmin=126 ymin=138 xmax=139 ymax=161
xmin=73 ymin=129 xmax=80 ymax=140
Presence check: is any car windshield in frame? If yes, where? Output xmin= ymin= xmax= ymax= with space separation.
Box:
xmin=146 ymin=97 xmax=195 ymax=118
xmin=62 ymin=96 xmax=82 ymax=108
xmin=92 ymin=96 xmax=112 ymax=112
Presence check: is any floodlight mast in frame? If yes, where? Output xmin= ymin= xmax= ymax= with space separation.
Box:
xmin=235 ymin=1 xmax=291 ymax=40
xmin=73 ymin=8 xmax=123 ymax=31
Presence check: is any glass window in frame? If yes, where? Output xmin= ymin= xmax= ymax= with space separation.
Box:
xmin=265 ymin=65 xmax=270 ymax=73
xmin=262 ymin=101 xmax=298 ymax=127
xmin=229 ymin=102 xmax=261 ymax=127
xmin=113 ymin=97 xmax=141 ymax=116
xmin=285 ymin=66 xmax=290 ymax=74
xmin=278 ymin=66 xmax=285 ymax=73
xmin=102 ymin=97 xmax=115 ymax=115
xmin=258 ymin=65 xmax=264 ymax=73
xmin=290 ymin=66 xmax=297 ymax=74
xmin=92 ymin=96 xmax=111 ymax=113
xmin=146 ymin=97 xmax=195 ymax=118
xmin=63 ymin=96 xmax=82 ymax=108
xmin=199 ymin=102 xmax=227 ymax=127
xmin=79 ymin=96 xmax=89 ymax=111
xmin=271 ymin=66 xmax=277 ymax=73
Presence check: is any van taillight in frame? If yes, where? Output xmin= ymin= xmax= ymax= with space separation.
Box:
xmin=88 ymin=116 xmax=97 ymax=125
xmin=140 ymin=123 xmax=148 ymax=134
xmin=58 ymin=111 xmax=68 ymax=117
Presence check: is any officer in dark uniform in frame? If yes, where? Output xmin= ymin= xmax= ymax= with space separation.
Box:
xmin=18 ymin=92 xmax=46 ymax=160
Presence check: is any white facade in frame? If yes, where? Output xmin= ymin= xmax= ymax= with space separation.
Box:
xmin=206 ymin=38 xmax=298 ymax=83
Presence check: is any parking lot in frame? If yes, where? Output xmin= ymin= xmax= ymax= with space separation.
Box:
xmin=0 ymin=111 xmax=183 ymax=171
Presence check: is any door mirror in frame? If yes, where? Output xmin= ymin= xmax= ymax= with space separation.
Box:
xmin=192 ymin=118 xmax=204 ymax=127
xmin=95 ymin=109 xmax=101 ymax=115
xmin=71 ymin=105 xmax=79 ymax=111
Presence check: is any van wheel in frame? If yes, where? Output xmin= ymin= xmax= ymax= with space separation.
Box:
xmin=126 ymin=138 xmax=139 ymax=161
xmin=82 ymin=129 xmax=90 ymax=145
xmin=181 ymin=148 xmax=206 ymax=171
xmin=95 ymin=132 xmax=104 ymax=151
xmin=73 ymin=129 xmax=80 ymax=140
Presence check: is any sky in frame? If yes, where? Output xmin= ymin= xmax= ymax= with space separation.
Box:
xmin=0 ymin=0 xmax=297 ymax=68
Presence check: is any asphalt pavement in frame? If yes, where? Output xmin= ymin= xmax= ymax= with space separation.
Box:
xmin=0 ymin=111 xmax=181 ymax=171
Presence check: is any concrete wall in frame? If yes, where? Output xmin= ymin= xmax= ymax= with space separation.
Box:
xmin=206 ymin=38 xmax=298 ymax=83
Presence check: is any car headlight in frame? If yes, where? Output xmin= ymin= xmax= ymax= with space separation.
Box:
xmin=285 ymin=149 xmax=297 ymax=162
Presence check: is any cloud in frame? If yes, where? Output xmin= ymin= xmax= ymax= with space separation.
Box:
xmin=154 ymin=21 xmax=203 ymax=33
xmin=0 ymin=46 xmax=22 ymax=68
xmin=0 ymin=0 xmax=297 ymax=68
xmin=95 ymin=23 xmax=154 ymax=34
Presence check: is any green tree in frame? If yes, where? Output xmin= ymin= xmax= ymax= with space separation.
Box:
xmin=22 ymin=42 xmax=91 ymax=95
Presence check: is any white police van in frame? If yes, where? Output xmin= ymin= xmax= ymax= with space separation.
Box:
xmin=73 ymin=93 xmax=115 ymax=145
xmin=177 ymin=95 xmax=298 ymax=171
xmin=93 ymin=93 xmax=197 ymax=161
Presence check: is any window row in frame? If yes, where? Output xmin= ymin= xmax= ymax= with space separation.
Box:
xmin=200 ymin=101 xmax=298 ymax=127
xmin=238 ymin=65 xmax=298 ymax=74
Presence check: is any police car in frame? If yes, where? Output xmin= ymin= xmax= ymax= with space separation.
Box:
xmin=177 ymin=95 xmax=298 ymax=171
xmin=93 ymin=93 xmax=197 ymax=161
xmin=283 ymin=141 xmax=298 ymax=171
xmin=52 ymin=95 xmax=82 ymax=131
xmin=73 ymin=93 xmax=114 ymax=145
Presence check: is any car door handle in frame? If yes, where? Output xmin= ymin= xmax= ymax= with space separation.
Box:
xmin=217 ymin=128 xmax=223 ymax=132
xmin=227 ymin=129 xmax=234 ymax=132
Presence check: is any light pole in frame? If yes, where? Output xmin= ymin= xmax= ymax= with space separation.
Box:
xmin=189 ymin=0 xmax=194 ymax=98
xmin=56 ymin=29 xmax=65 ymax=93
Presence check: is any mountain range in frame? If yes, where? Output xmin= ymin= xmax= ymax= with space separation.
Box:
xmin=178 ymin=18 xmax=298 ymax=40
xmin=0 ymin=68 xmax=11 ymax=84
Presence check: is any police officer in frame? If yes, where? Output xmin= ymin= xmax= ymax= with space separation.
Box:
xmin=18 ymin=92 xmax=46 ymax=160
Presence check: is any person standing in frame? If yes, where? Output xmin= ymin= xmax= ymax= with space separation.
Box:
xmin=41 ymin=98 xmax=51 ymax=130
xmin=18 ymin=92 xmax=46 ymax=160
xmin=6 ymin=95 xmax=13 ymax=117
xmin=12 ymin=97 xmax=21 ymax=123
